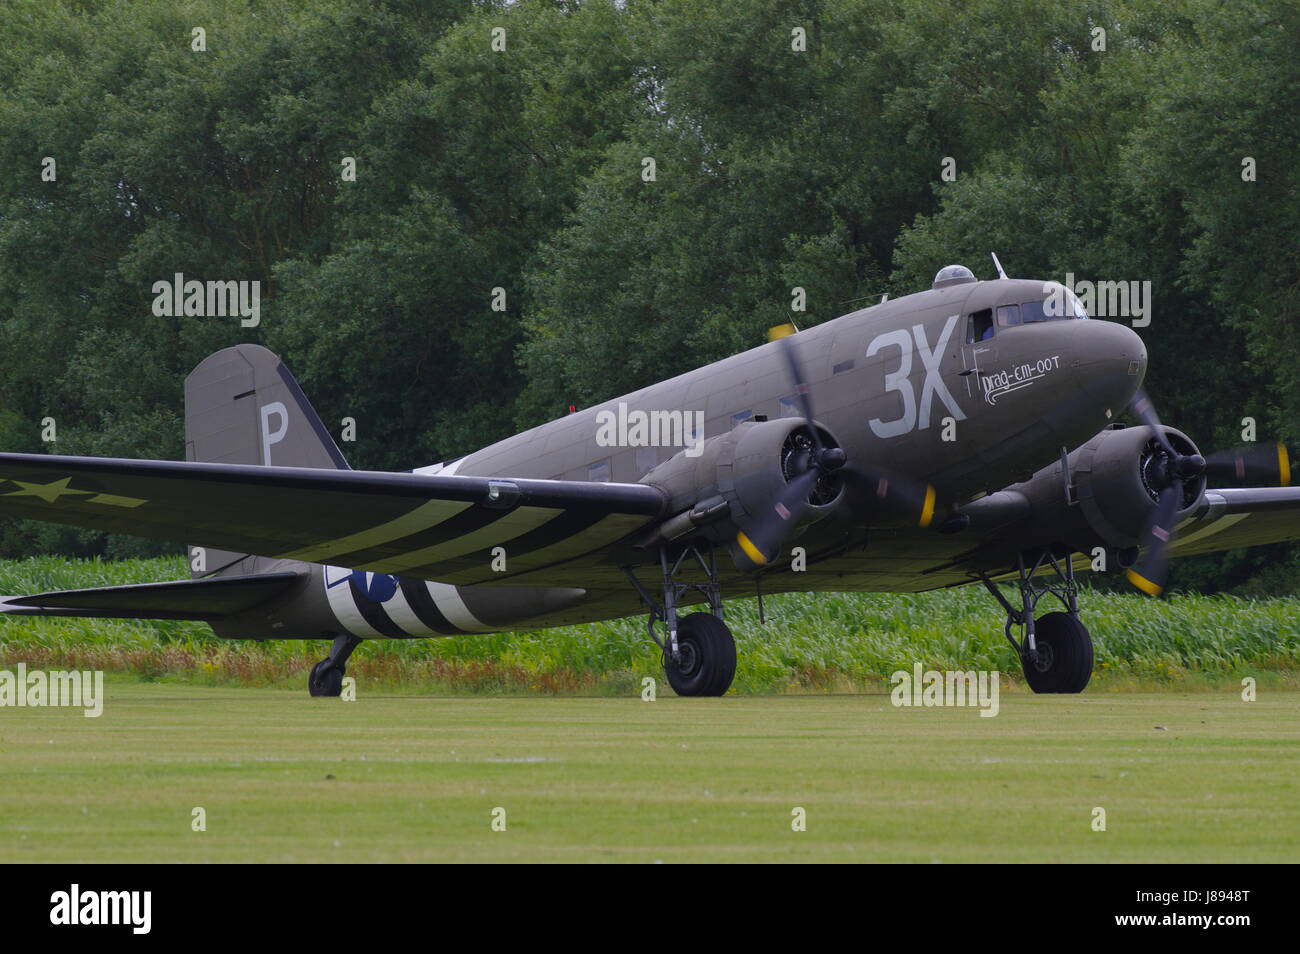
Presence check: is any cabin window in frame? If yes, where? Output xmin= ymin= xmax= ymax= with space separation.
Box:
xmin=966 ymin=309 xmax=994 ymax=343
xmin=996 ymin=304 xmax=1021 ymax=327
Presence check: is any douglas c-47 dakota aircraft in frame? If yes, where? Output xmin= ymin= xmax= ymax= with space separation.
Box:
xmin=3 ymin=261 xmax=1298 ymax=697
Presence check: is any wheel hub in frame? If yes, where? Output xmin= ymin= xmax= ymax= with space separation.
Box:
xmin=673 ymin=640 xmax=700 ymax=677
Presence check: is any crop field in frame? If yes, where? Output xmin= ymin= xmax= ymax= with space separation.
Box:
xmin=0 ymin=685 xmax=1296 ymax=863
xmin=2 ymin=557 xmax=1299 ymax=694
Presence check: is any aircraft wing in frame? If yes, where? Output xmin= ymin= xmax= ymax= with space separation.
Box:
xmin=1168 ymin=488 xmax=1300 ymax=557
xmin=0 ymin=453 xmax=665 ymax=584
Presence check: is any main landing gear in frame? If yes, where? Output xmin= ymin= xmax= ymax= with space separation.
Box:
xmin=978 ymin=549 xmax=1094 ymax=694
xmin=625 ymin=543 xmax=736 ymax=696
xmin=308 ymin=633 xmax=361 ymax=697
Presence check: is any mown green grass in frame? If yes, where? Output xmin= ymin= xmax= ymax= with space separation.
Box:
xmin=0 ymin=684 xmax=1295 ymax=862
xmin=2 ymin=556 xmax=1298 ymax=694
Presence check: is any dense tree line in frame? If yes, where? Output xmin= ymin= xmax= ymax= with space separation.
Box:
xmin=0 ymin=0 xmax=1296 ymax=591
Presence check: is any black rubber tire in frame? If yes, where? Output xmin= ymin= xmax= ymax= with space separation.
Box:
xmin=663 ymin=612 xmax=737 ymax=697
xmin=1021 ymin=611 xmax=1093 ymax=693
xmin=308 ymin=660 xmax=345 ymax=697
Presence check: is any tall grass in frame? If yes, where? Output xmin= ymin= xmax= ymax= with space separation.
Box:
xmin=2 ymin=556 xmax=1297 ymax=692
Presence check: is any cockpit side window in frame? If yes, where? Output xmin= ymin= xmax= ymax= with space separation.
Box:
xmin=996 ymin=304 xmax=1021 ymax=328
xmin=966 ymin=308 xmax=994 ymax=343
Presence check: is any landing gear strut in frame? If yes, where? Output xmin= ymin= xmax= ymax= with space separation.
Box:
xmin=978 ymin=549 xmax=1093 ymax=694
xmin=624 ymin=544 xmax=736 ymax=697
xmin=308 ymin=633 xmax=361 ymax=697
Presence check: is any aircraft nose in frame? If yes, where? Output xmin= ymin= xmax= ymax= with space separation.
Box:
xmin=1076 ymin=319 xmax=1146 ymax=414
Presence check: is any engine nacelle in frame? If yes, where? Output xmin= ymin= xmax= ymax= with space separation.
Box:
xmin=963 ymin=424 xmax=1207 ymax=558
xmin=641 ymin=418 xmax=844 ymax=561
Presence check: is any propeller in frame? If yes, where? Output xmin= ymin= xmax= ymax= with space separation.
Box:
xmin=1125 ymin=388 xmax=1290 ymax=596
xmin=1124 ymin=389 xmax=1206 ymax=596
xmin=773 ymin=321 xmax=938 ymax=529
xmin=735 ymin=332 xmax=936 ymax=567
xmin=735 ymin=335 xmax=846 ymax=566
xmin=780 ymin=329 xmax=939 ymax=530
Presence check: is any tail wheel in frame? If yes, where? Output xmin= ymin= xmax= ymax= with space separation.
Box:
xmin=664 ymin=612 xmax=736 ymax=697
xmin=308 ymin=660 xmax=344 ymax=697
xmin=1022 ymin=611 xmax=1093 ymax=694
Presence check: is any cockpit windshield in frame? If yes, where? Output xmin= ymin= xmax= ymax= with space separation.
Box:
xmin=996 ymin=291 xmax=1089 ymax=328
xmin=972 ymin=287 xmax=1089 ymax=341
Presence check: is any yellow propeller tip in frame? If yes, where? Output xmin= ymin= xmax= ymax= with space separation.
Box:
xmin=918 ymin=486 xmax=937 ymax=528
xmin=1126 ymin=568 xmax=1163 ymax=597
xmin=1278 ymin=444 xmax=1290 ymax=487
xmin=767 ymin=323 xmax=797 ymax=341
xmin=736 ymin=531 xmax=769 ymax=565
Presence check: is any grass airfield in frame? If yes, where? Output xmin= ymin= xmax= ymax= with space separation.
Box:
xmin=1 ymin=681 xmax=1296 ymax=863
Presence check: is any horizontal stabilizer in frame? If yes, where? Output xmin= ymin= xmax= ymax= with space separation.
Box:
xmin=0 ymin=572 xmax=301 ymax=621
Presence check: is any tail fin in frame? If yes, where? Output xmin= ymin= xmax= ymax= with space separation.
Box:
xmin=184 ymin=344 xmax=348 ymax=577
xmin=185 ymin=344 xmax=349 ymax=471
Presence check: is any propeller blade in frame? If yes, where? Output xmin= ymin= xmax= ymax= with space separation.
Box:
xmin=775 ymin=330 xmax=937 ymax=526
xmin=1129 ymin=388 xmax=1177 ymax=457
xmin=1204 ymin=443 xmax=1291 ymax=486
xmin=735 ymin=468 xmax=819 ymax=566
xmin=774 ymin=334 xmax=825 ymax=459
xmin=732 ymin=331 xmax=853 ymax=569
xmin=1125 ymin=481 xmax=1183 ymax=597
xmin=842 ymin=464 xmax=938 ymax=528
xmin=742 ymin=326 xmax=941 ymax=568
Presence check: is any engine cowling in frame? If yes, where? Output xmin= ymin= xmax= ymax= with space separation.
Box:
xmin=641 ymin=418 xmax=845 ymax=566
xmin=1071 ymin=424 xmax=1206 ymax=549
